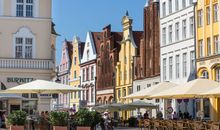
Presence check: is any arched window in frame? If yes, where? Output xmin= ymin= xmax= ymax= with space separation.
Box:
xmin=202 ymin=70 xmax=209 ymax=79
xmin=215 ymin=67 xmax=220 ymax=82
xmin=13 ymin=27 xmax=35 ymax=59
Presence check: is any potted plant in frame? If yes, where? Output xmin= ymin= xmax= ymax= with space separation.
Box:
xmin=74 ymin=108 xmax=102 ymax=130
xmin=7 ymin=110 xmax=27 ymax=130
xmin=49 ymin=111 xmax=68 ymax=130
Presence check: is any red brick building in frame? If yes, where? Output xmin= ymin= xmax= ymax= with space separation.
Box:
xmin=134 ymin=0 xmax=160 ymax=81
xmin=96 ymin=25 xmax=122 ymax=104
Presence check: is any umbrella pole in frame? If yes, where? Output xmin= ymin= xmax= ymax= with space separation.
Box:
xmin=38 ymin=93 xmax=41 ymax=113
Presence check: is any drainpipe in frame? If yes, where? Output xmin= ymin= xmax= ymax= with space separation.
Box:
xmin=193 ymin=1 xmax=198 ymax=119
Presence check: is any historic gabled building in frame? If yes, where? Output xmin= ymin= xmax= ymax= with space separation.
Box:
xmin=133 ymin=0 xmax=160 ymax=118
xmin=80 ymin=31 xmax=102 ymax=109
xmin=69 ymin=36 xmax=85 ymax=112
xmin=196 ymin=0 xmax=220 ymax=121
xmin=0 ymin=0 xmax=57 ymax=113
xmin=57 ymin=40 xmax=73 ymax=109
xmin=115 ymin=12 xmax=143 ymax=119
xmin=96 ymin=25 xmax=122 ymax=105
xmin=160 ymin=0 xmax=195 ymax=118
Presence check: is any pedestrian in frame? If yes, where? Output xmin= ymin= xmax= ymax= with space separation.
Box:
xmin=143 ymin=111 xmax=149 ymax=119
xmin=172 ymin=111 xmax=178 ymax=120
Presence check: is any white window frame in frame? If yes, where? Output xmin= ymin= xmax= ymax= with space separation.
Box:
xmin=169 ymin=25 xmax=172 ymax=44
xmin=169 ymin=0 xmax=172 ymax=14
xmin=176 ymin=55 xmax=180 ymax=79
xmin=198 ymin=10 xmax=203 ymax=27
xmin=162 ymin=27 xmax=166 ymax=46
xmin=175 ymin=0 xmax=179 ymax=11
xmin=214 ymin=4 xmax=219 ymax=22
xmin=214 ymin=35 xmax=220 ymax=54
xmin=207 ymin=38 xmax=211 ymax=56
xmin=175 ymin=22 xmax=179 ymax=41
xmin=190 ymin=51 xmax=195 ymax=73
xmin=12 ymin=0 xmax=39 ymax=17
xmin=199 ymin=40 xmax=203 ymax=57
xmin=13 ymin=27 xmax=35 ymax=59
xmin=163 ymin=58 xmax=167 ymax=81
xmin=183 ymin=53 xmax=187 ymax=77
xmin=190 ymin=17 xmax=194 ymax=37
xmin=182 ymin=20 xmax=187 ymax=39
xmin=206 ymin=6 xmax=210 ymax=25
xmin=162 ymin=2 xmax=166 ymax=17
xmin=169 ymin=57 xmax=173 ymax=80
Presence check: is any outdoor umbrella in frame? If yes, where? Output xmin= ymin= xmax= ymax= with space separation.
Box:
xmin=123 ymin=82 xmax=178 ymax=99
xmin=93 ymin=103 xmax=134 ymax=112
xmin=200 ymin=85 xmax=220 ymax=97
xmin=1 ymin=80 xmax=82 ymax=94
xmin=123 ymin=100 xmax=158 ymax=109
xmin=150 ymin=78 xmax=220 ymax=99
xmin=0 ymin=80 xmax=82 ymax=112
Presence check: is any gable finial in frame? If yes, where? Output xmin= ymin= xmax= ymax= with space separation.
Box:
xmin=126 ymin=10 xmax=129 ymax=16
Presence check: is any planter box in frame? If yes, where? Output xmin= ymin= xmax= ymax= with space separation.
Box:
xmin=53 ymin=126 xmax=68 ymax=130
xmin=10 ymin=125 xmax=24 ymax=130
xmin=76 ymin=126 xmax=91 ymax=130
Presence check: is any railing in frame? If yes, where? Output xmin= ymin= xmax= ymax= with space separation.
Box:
xmin=0 ymin=58 xmax=54 ymax=69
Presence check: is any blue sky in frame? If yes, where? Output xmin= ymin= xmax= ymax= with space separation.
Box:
xmin=52 ymin=0 xmax=147 ymax=64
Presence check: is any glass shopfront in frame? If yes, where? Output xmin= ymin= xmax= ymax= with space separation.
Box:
xmin=22 ymin=100 xmax=37 ymax=115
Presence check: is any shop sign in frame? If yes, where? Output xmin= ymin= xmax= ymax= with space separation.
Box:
xmin=167 ymin=106 xmax=173 ymax=114
xmin=7 ymin=77 xmax=34 ymax=83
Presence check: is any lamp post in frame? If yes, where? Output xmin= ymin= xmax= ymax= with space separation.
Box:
xmin=54 ymin=66 xmax=61 ymax=110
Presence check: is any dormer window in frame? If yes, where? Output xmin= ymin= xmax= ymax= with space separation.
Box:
xmin=16 ymin=0 xmax=33 ymax=17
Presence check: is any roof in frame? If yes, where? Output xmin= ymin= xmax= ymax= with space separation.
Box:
xmin=51 ymin=22 xmax=60 ymax=36
xmin=79 ymin=42 xmax=85 ymax=60
xmin=91 ymin=32 xmax=103 ymax=55
xmin=65 ymin=40 xmax=73 ymax=63
xmin=133 ymin=31 xmax=144 ymax=48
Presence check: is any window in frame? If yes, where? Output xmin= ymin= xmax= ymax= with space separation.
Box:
xmin=91 ymin=88 xmax=94 ymax=102
xmin=206 ymin=7 xmax=210 ymax=25
xmin=128 ymin=87 xmax=132 ymax=95
xmin=198 ymin=10 xmax=203 ymax=27
xmin=86 ymin=67 xmax=89 ymax=81
xmin=169 ymin=0 xmax=172 ymax=14
xmin=163 ymin=58 xmax=167 ymax=81
xmin=214 ymin=4 xmax=219 ymax=22
xmin=199 ymin=40 xmax=203 ymax=57
xmin=15 ymin=38 xmax=23 ymax=58
xmin=215 ymin=67 xmax=220 ymax=82
xmin=214 ymin=35 xmax=220 ymax=54
xmin=91 ymin=66 xmax=94 ymax=80
xmin=202 ymin=70 xmax=209 ymax=79
xmin=123 ymin=88 xmax=126 ymax=97
xmin=207 ymin=38 xmax=211 ymax=56
xmin=162 ymin=2 xmax=166 ymax=17
xmin=169 ymin=57 xmax=173 ymax=80
xmin=169 ymin=25 xmax=172 ymax=43
xmin=118 ymin=89 xmax=121 ymax=99
xmin=74 ymin=57 xmax=77 ymax=65
xmin=74 ymin=92 xmax=77 ymax=99
xmin=87 ymin=50 xmax=89 ymax=61
xmin=16 ymin=0 xmax=33 ymax=17
xmin=182 ymin=20 xmax=187 ymax=39
xmin=137 ymin=85 xmax=141 ymax=92
xmin=124 ymin=71 xmax=127 ymax=81
xmin=190 ymin=51 xmax=195 ymax=73
xmin=74 ymin=71 xmax=76 ymax=79
xmin=183 ymin=53 xmax=187 ymax=77
xmin=190 ymin=17 xmax=194 ymax=36
xmin=15 ymin=37 xmax=33 ymax=59
xmin=175 ymin=22 xmax=179 ymax=41
xmin=83 ymin=69 xmax=85 ymax=82
xmin=182 ymin=0 xmax=186 ymax=8
xmin=162 ymin=27 xmax=166 ymax=46
xmin=176 ymin=55 xmax=180 ymax=79
xmin=175 ymin=0 xmax=179 ymax=11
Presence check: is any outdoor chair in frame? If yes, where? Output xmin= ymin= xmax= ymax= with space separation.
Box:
xmin=143 ymin=119 xmax=151 ymax=130
xmin=210 ymin=122 xmax=220 ymax=130
xmin=176 ymin=121 xmax=188 ymax=130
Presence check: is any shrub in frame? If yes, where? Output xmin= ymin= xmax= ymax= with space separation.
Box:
xmin=7 ymin=110 xmax=27 ymax=126
xmin=49 ymin=111 xmax=68 ymax=126
xmin=128 ymin=117 xmax=137 ymax=127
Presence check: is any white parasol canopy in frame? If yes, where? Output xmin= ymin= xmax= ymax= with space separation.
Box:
xmin=123 ymin=82 xmax=178 ymax=99
xmin=1 ymin=80 xmax=82 ymax=94
xmin=150 ymin=79 xmax=220 ymax=99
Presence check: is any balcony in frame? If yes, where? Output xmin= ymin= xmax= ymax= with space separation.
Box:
xmin=0 ymin=58 xmax=54 ymax=70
